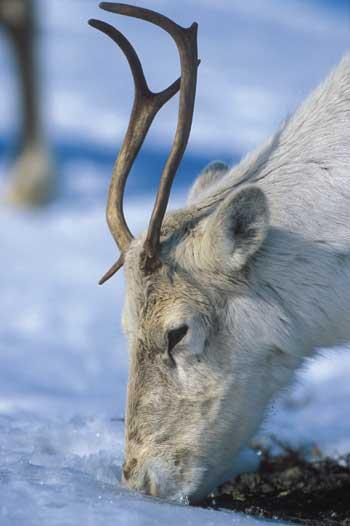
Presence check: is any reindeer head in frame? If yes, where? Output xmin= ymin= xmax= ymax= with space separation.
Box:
xmin=90 ymin=3 xmax=290 ymax=502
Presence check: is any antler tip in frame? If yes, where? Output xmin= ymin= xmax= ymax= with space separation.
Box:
xmin=98 ymin=254 xmax=125 ymax=285
xmin=98 ymin=271 xmax=113 ymax=286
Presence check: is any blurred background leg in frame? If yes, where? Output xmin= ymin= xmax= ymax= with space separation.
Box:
xmin=0 ymin=0 xmax=55 ymax=207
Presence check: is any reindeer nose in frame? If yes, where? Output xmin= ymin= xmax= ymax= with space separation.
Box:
xmin=122 ymin=459 xmax=161 ymax=497
xmin=142 ymin=471 xmax=160 ymax=497
xmin=132 ymin=470 xmax=161 ymax=497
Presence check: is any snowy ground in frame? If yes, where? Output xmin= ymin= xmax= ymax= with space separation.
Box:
xmin=0 ymin=0 xmax=350 ymax=525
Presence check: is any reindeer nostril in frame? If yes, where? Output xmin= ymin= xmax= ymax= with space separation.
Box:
xmin=143 ymin=471 xmax=151 ymax=495
xmin=143 ymin=471 xmax=160 ymax=497
xmin=123 ymin=458 xmax=138 ymax=482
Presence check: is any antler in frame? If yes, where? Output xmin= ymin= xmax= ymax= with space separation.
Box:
xmin=89 ymin=2 xmax=199 ymax=282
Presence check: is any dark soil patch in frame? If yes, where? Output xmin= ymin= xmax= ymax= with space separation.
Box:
xmin=200 ymin=443 xmax=350 ymax=525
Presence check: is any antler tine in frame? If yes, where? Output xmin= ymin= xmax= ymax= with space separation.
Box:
xmin=98 ymin=253 xmax=124 ymax=285
xmin=89 ymin=19 xmax=148 ymax=97
xmin=100 ymin=3 xmax=199 ymax=264
xmin=88 ymin=16 xmax=182 ymax=258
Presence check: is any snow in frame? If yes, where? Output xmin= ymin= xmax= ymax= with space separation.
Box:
xmin=0 ymin=0 xmax=349 ymax=525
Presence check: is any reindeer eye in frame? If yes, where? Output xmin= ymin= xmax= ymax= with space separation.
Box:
xmin=167 ymin=325 xmax=188 ymax=352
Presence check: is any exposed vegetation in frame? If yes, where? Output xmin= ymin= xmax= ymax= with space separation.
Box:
xmin=201 ymin=442 xmax=350 ymax=525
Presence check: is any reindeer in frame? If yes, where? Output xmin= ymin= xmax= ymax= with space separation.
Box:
xmin=90 ymin=3 xmax=350 ymax=502
xmin=0 ymin=0 xmax=54 ymax=205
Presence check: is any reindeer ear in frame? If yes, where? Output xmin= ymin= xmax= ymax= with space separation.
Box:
xmin=187 ymin=161 xmax=229 ymax=205
xmin=201 ymin=186 xmax=269 ymax=272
